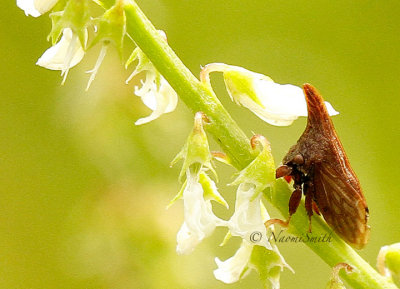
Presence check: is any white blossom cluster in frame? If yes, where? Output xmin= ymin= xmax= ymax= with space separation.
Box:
xmin=170 ymin=114 xmax=294 ymax=288
xmin=17 ymin=0 xmax=177 ymax=125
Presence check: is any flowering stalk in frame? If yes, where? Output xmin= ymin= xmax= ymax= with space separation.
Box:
xmin=91 ymin=0 xmax=398 ymax=288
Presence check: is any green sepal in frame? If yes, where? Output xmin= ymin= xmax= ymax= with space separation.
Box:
xmin=199 ymin=172 xmax=228 ymax=208
xmin=223 ymin=70 xmax=272 ymax=108
xmin=49 ymin=11 xmax=64 ymax=44
xmin=219 ymin=231 xmax=232 ymax=247
xmin=171 ymin=113 xmax=215 ymax=182
xmin=49 ymin=0 xmax=91 ymax=47
xmin=89 ymin=1 xmax=127 ymax=58
xmin=91 ymin=0 xmax=105 ymax=8
xmin=230 ymin=139 xmax=275 ymax=196
xmin=249 ymin=245 xmax=285 ymax=289
xmin=52 ymin=0 xmax=68 ymax=12
xmin=126 ymin=47 xmax=141 ymax=68
xmin=125 ymin=47 xmax=162 ymax=89
xmin=46 ymin=0 xmax=66 ymax=43
xmin=166 ymin=170 xmax=226 ymax=210
xmin=166 ymin=179 xmax=186 ymax=209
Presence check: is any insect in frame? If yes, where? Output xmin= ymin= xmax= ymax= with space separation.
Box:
xmin=272 ymin=83 xmax=370 ymax=249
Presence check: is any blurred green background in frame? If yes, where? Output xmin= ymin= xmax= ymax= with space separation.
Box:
xmin=1 ymin=0 xmax=400 ymax=288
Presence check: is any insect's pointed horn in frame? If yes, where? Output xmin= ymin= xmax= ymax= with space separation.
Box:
xmin=302 ymin=83 xmax=333 ymax=130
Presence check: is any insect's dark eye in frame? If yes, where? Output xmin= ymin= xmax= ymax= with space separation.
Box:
xmin=292 ymin=154 xmax=304 ymax=165
xmin=276 ymin=165 xmax=292 ymax=178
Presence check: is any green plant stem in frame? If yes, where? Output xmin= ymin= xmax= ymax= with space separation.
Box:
xmin=101 ymin=0 xmax=255 ymax=169
xmin=100 ymin=0 xmax=397 ymax=288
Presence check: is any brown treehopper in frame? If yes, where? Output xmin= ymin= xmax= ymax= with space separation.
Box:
xmin=272 ymin=83 xmax=370 ymax=249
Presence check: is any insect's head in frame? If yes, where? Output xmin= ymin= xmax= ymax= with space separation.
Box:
xmin=276 ymin=153 xmax=305 ymax=179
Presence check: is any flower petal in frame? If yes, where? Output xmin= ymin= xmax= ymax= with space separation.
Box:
xmin=135 ymin=77 xmax=178 ymax=125
xmin=220 ymin=64 xmax=339 ymax=126
xmin=176 ymin=222 xmax=201 ymax=255
xmin=228 ymin=183 xmax=273 ymax=250
xmin=214 ymin=240 xmax=253 ymax=283
xmin=176 ymin=171 xmax=226 ymax=254
xmin=252 ymin=81 xmax=338 ymax=126
xmin=36 ymin=28 xmax=85 ymax=70
xmin=17 ymin=0 xmax=59 ymax=17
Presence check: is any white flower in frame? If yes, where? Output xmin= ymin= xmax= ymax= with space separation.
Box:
xmin=17 ymin=0 xmax=59 ymax=17
xmin=214 ymin=240 xmax=253 ymax=283
xmin=176 ymin=170 xmax=226 ymax=255
xmin=36 ymin=28 xmax=86 ymax=84
xmin=228 ymin=183 xmax=273 ymax=250
xmin=241 ymin=80 xmax=338 ymax=126
xmin=126 ymin=45 xmax=178 ymax=125
xmin=134 ymin=76 xmax=178 ymax=125
xmin=214 ymin=136 xmax=293 ymax=287
xmin=201 ymin=63 xmax=339 ymax=126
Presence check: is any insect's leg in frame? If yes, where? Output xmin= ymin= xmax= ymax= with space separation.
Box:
xmin=265 ymin=186 xmax=303 ymax=229
xmin=305 ymin=191 xmax=313 ymax=233
xmin=304 ymin=167 xmax=315 ymax=232
xmin=288 ymin=187 xmax=302 ymax=223
xmin=265 ymin=168 xmax=302 ymax=230
xmin=264 ymin=218 xmax=290 ymax=229
xmin=287 ymin=169 xmax=304 ymax=221
xmin=312 ymin=200 xmax=321 ymax=215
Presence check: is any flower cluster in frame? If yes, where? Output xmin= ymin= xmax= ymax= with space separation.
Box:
xmin=170 ymin=114 xmax=293 ymax=288
xmin=17 ymin=0 xmax=178 ymax=125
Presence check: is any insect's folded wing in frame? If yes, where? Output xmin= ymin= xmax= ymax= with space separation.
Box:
xmin=313 ymin=163 xmax=370 ymax=249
